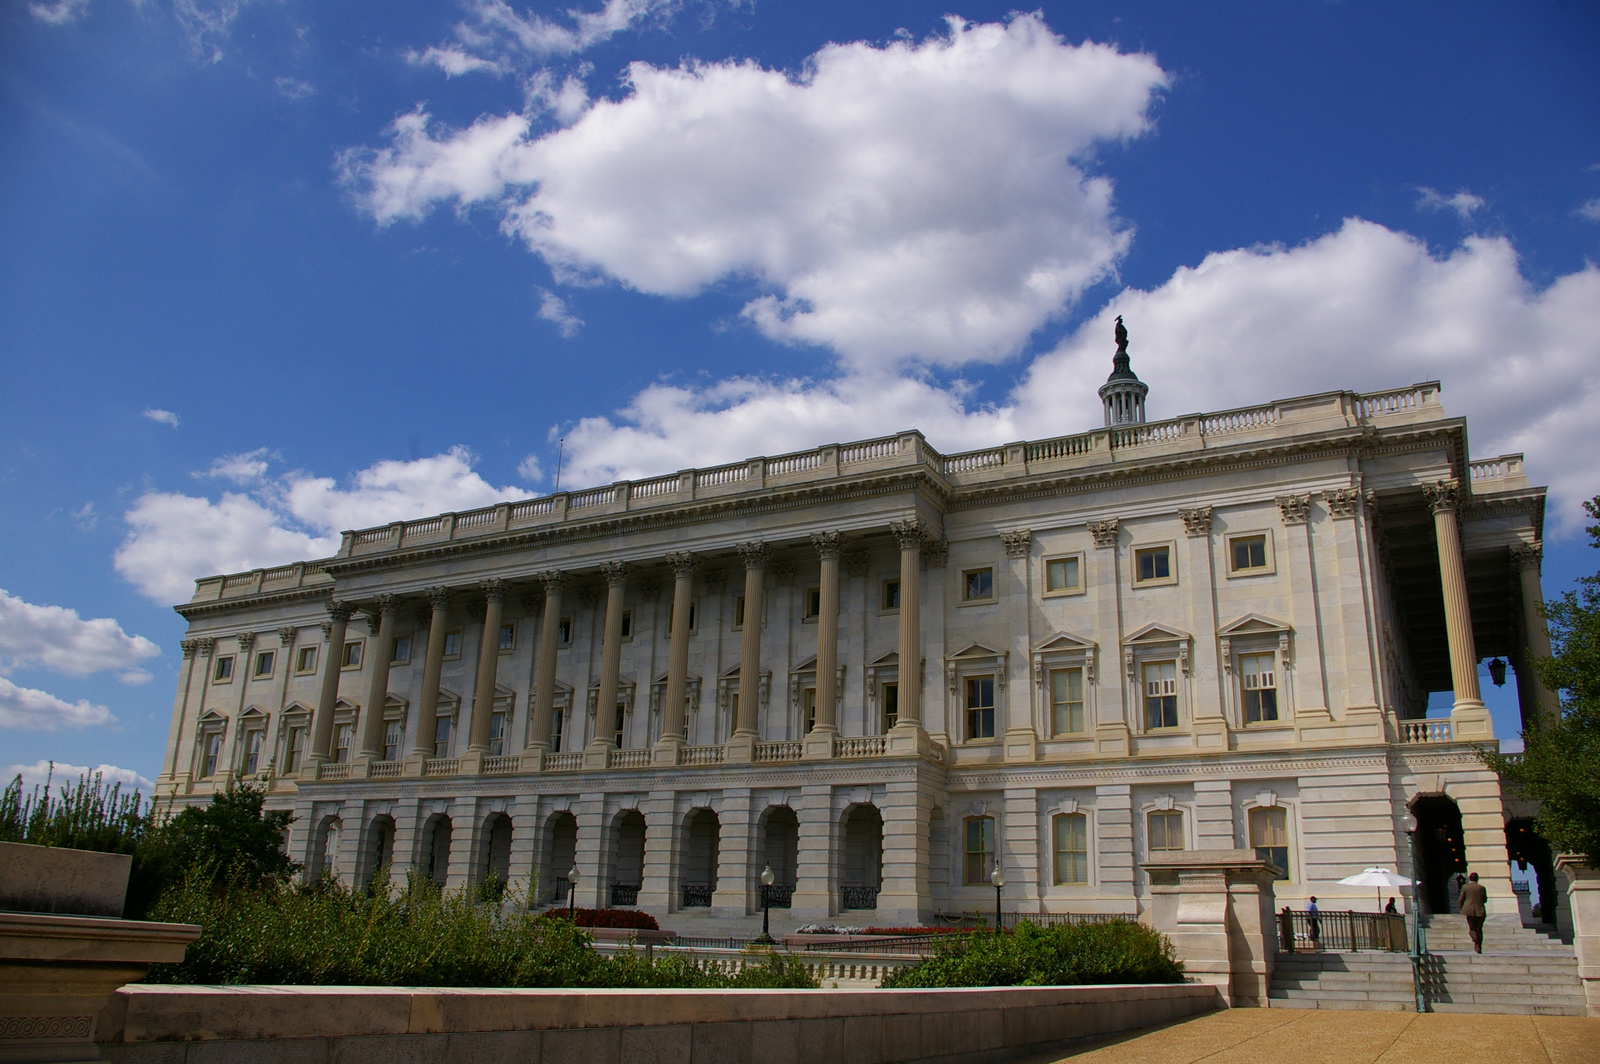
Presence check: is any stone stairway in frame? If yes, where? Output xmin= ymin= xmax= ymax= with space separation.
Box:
xmin=1269 ymin=915 xmax=1585 ymax=1015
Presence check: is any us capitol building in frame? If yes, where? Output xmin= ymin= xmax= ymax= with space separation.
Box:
xmin=155 ymin=324 xmax=1558 ymax=927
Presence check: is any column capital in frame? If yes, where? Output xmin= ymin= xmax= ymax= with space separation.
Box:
xmin=665 ymin=551 xmax=702 ymax=578
xmin=180 ymin=638 xmax=200 ymax=659
xmin=1510 ymin=541 xmax=1543 ymax=572
xmin=1087 ymin=519 xmax=1120 ymax=548
xmin=1275 ymin=493 xmax=1312 ymax=526
xmin=770 ymin=560 xmax=797 ymax=587
xmin=889 ymin=519 xmax=925 ymax=551
xmin=479 ymin=578 xmax=509 ymax=602
xmin=811 ymin=531 xmax=845 ymax=559
xmin=703 ymin=569 xmax=728 ymax=594
xmin=236 ymin=631 xmax=255 ymax=652
xmin=373 ymin=593 xmax=400 ymax=615
xmin=1002 ymin=529 xmax=1032 ymax=557
xmin=736 ymin=541 xmax=771 ymax=569
xmin=326 ymin=600 xmax=355 ymax=622
xmin=1177 ymin=506 xmax=1213 ymax=538
xmin=841 ymin=551 xmax=870 ymax=577
xmin=600 ymin=561 xmax=634 ymax=587
xmin=277 ymin=626 xmax=298 ymax=646
xmin=1325 ymin=488 xmax=1361 ymax=519
xmin=922 ymin=537 xmax=948 ymax=569
xmin=425 ymin=585 xmax=455 ymax=610
xmin=1424 ymin=479 xmax=1461 ymax=514
xmin=538 ymin=569 xmax=569 ymax=594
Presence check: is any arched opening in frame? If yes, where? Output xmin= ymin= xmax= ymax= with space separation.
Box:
xmin=482 ymin=813 xmax=513 ymax=896
xmin=1412 ymin=795 xmax=1466 ymax=914
xmin=841 ymin=805 xmax=883 ymax=911
xmin=758 ymin=806 xmax=798 ymax=908
xmin=609 ymin=810 xmax=646 ymax=907
xmin=1505 ymin=818 xmax=1557 ymax=925
xmin=362 ymin=815 xmax=395 ymax=892
xmin=422 ymin=814 xmax=452 ymax=888
xmin=543 ymin=812 xmax=578 ymax=906
xmin=311 ymin=815 xmax=342 ymax=882
xmin=681 ymin=808 xmax=719 ymax=907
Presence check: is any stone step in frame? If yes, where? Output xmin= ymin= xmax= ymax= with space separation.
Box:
xmin=1430 ymin=1001 xmax=1588 ymax=1017
xmin=1268 ymin=997 xmax=1415 ymax=1012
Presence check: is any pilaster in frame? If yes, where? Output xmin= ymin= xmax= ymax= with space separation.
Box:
xmin=792 ymin=784 xmax=835 ymax=919
xmin=637 ymin=789 xmax=676 ymax=912
xmin=711 ymin=789 xmax=755 ymax=913
xmin=1003 ymin=786 xmax=1040 ymax=908
xmin=878 ymin=776 xmax=933 ymax=925
xmin=1003 ymin=529 xmax=1037 ymax=762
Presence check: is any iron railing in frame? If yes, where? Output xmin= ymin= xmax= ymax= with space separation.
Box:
xmin=762 ymin=884 xmax=795 ymax=909
xmin=841 ymin=886 xmax=880 ymax=910
xmin=1278 ymin=909 xmax=1408 ymax=953
xmin=610 ymin=883 xmax=640 ymax=906
xmin=682 ymin=885 xmax=713 ymax=908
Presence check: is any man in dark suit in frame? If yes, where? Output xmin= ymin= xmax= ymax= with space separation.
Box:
xmin=1459 ymin=872 xmax=1489 ymax=953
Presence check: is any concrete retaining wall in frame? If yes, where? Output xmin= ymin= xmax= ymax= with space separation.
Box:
xmin=95 ymin=982 xmax=1221 ymax=1064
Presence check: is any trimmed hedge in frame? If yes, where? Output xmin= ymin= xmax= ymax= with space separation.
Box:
xmin=880 ymin=920 xmax=1183 ymax=988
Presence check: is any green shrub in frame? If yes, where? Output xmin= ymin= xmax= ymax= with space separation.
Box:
xmin=144 ymin=875 xmax=817 ymax=989
xmin=880 ymin=920 xmax=1183 ymax=989
xmin=0 ymin=766 xmax=147 ymax=853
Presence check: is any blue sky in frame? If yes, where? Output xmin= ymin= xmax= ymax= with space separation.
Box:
xmin=3 ymin=0 xmax=1598 ymax=785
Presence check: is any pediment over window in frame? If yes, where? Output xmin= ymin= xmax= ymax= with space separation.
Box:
xmin=1032 ymin=632 xmax=1098 ymax=687
xmin=587 ymin=676 xmax=637 ymax=714
xmin=869 ymin=651 xmax=898 ymax=668
xmin=239 ymin=706 xmax=267 ymax=722
xmin=648 ymin=672 xmax=702 ymax=713
xmin=945 ymin=643 xmax=1006 ymax=695
xmin=196 ymin=709 xmax=226 ymax=724
xmin=652 ymin=670 xmax=701 ymax=685
xmin=1032 ymin=632 xmax=1096 ymax=654
xmin=948 ymin=642 xmax=1004 ymax=661
xmin=1123 ymin=624 xmax=1192 ymax=680
xmin=283 ymin=701 xmax=313 ymax=719
xmin=1218 ymin=613 xmax=1291 ymax=636
xmin=1124 ymin=623 xmax=1191 ymax=646
xmin=791 ymin=655 xmax=817 ymax=673
xmin=383 ymin=693 xmax=409 ymax=721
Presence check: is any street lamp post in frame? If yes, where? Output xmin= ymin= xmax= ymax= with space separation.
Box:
xmin=568 ymin=864 xmax=581 ymax=917
xmin=758 ymin=864 xmax=776 ymax=945
xmin=1402 ymin=813 xmax=1425 ymax=1014
xmin=989 ymin=860 xmax=1006 ymax=932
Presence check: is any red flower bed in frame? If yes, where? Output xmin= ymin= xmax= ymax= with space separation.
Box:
xmin=545 ymin=907 xmax=661 ymax=930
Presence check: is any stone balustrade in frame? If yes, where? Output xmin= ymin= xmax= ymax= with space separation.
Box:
xmin=1399 ymin=719 xmax=1454 ymax=743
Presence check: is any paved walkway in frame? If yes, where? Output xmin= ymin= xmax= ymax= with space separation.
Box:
xmin=1017 ymin=1008 xmax=1600 ymax=1064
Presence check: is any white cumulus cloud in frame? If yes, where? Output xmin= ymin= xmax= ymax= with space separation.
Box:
xmin=1577 ymin=198 xmax=1600 ymax=223
xmin=412 ymin=0 xmax=680 ymax=78
xmin=0 ymin=677 xmax=115 ymax=731
xmin=5 ymin=759 xmax=153 ymax=792
xmin=115 ymin=447 xmax=533 ymax=604
xmin=537 ymin=288 xmax=583 ymax=336
xmin=1416 ymin=186 xmax=1486 ymax=221
xmin=0 ymin=589 xmax=161 ymax=684
xmin=143 ymin=408 xmax=180 ymax=428
xmin=347 ymin=14 xmax=1169 ymax=370
xmin=551 ymin=220 xmax=1600 ymax=534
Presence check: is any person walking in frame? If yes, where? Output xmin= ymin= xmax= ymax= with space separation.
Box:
xmin=1307 ymin=895 xmax=1321 ymax=948
xmin=1459 ymin=872 xmax=1489 ymax=953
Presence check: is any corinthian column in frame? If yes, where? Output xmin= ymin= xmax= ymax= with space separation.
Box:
xmin=726 ymin=542 xmax=770 ymax=763
xmin=465 ymin=579 xmax=507 ymax=762
xmin=525 ymin=571 xmax=567 ymax=767
xmin=1425 ymin=481 xmax=1489 ymax=736
xmin=1511 ymin=542 xmax=1561 ymax=728
xmin=587 ymin=562 xmax=632 ymax=766
xmin=304 ymin=601 xmax=353 ymax=778
xmin=409 ymin=587 xmax=453 ymax=768
xmin=804 ymin=532 xmax=843 ymax=760
xmin=655 ymin=552 xmax=699 ymax=764
xmin=357 ymin=595 xmax=399 ymax=762
xmin=888 ymin=519 xmax=930 ymax=755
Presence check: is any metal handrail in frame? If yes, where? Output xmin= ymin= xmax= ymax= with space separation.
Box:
xmin=1278 ymin=909 xmax=1408 ymax=952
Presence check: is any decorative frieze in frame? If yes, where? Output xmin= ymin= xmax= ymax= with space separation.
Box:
xmin=1002 ymin=529 xmax=1032 ymax=557
xmin=1275 ymin=494 xmax=1311 ymax=525
xmin=1087 ymin=519 xmax=1119 ymax=548
xmin=1177 ymin=506 xmax=1213 ymax=538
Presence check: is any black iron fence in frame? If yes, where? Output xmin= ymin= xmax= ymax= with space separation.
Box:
xmin=610 ymin=883 xmax=640 ymax=906
xmin=841 ymin=886 xmax=880 ymax=910
xmin=762 ymin=884 xmax=795 ymax=909
xmin=682 ymin=885 xmax=713 ymax=908
xmin=1278 ymin=908 xmax=1407 ymax=953
xmin=992 ymin=911 xmax=1126 ymax=931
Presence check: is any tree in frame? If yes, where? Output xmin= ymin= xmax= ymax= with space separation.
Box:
xmin=1483 ymin=495 xmax=1600 ymax=867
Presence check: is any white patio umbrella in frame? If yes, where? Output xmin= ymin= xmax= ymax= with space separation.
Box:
xmin=1337 ymin=867 xmax=1415 ymax=911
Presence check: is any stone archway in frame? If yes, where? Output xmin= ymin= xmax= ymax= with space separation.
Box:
xmin=681 ymin=808 xmax=720 ymax=908
xmin=1412 ymin=794 xmax=1466 ymax=914
xmin=421 ymin=814 xmax=452 ymax=888
xmin=841 ymin=805 xmax=883 ymax=911
xmin=759 ymin=806 xmax=799 ymax=907
xmin=609 ymin=810 xmax=646 ymax=906
xmin=362 ymin=815 xmax=395 ymax=892
xmin=542 ymin=812 xmax=578 ymax=906
xmin=1505 ymin=817 xmax=1557 ymax=924
xmin=482 ymin=813 xmax=513 ymax=894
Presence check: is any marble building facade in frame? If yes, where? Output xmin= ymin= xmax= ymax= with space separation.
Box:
xmin=155 ymin=352 xmax=1557 ymax=927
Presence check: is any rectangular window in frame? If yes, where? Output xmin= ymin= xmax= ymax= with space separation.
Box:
xmin=1143 ymin=661 xmax=1179 ymax=730
xmin=1044 ymin=555 xmax=1082 ymax=593
xmin=433 ymin=716 xmax=453 ymax=758
xmin=1230 ymin=534 xmax=1270 ymax=573
xmin=965 ymin=675 xmax=996 ymax=740
xmin=489 ymin=711 xmax=507 ymax=756
xmin=803 ymin=687 xmax=817 ymax=733
xmin=557 ymin=618 xmax=573 ymax=645
xmin=213 ymin=656 xmax=234 ymax=682
xmin=1148 ymin=810 xmax=1185 ymax=853
xmin=391 ymin=636 xmax=411 ymax=664
xmin=804 ymin=587 xmax=821 ymax=620
xmin=881 ymin=682 xmax=898 ymax=732
xmin=1134 ymin=546 xmax=1172 ymax=584
xmin=383 ymin=720 xmax=403 ymax=761
xmin=882 ymin=579 xmax=900 ymax=611
xmin=667 ymin=602 xmax=697 ymax=634
xmin=284 ymin=726 xmax=305 ymax=773
xmin=733 ymin=596 xmax=746 ymax=627
xmin=498 ymin=623 xmax=515 ymax=651
xmin=243 ymin=730 xmax=264 ymax=775
xmin=201 ymin=732 xmax=222 ymax=777
xmin=612 ymin=705 xmax=626 ymax=748
xmin=619 ymin=611 xmax=633 ymax=640
xmin=295 ymin=646 xmax=318 ymax=674
xmin=962 ymin=567 xmax=994 ymax=601
xmin=341 ymin=641 xmax=362 ymax=669
xmin=1240 ymin=653 xmax=1279 ymax=723
xmin=1053 ymin=813 xmax=1089 ymax=885
xmin=1050 ymin=667 xmax=1085 ymax=736
xmin=1250 ymin=807 xmax=1290 ymax=879
xmin=333 ymin=723 xmax=353 ymax=763
xmin=550 ymin=709 xmax=564 ymax=752
xmin=443 ymin=630 xmax=463 ymax=658
xmin=253 ymin=651 xmax=274 ymax=678
xmin=963 ymin=816 xmax=995 ymax=885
